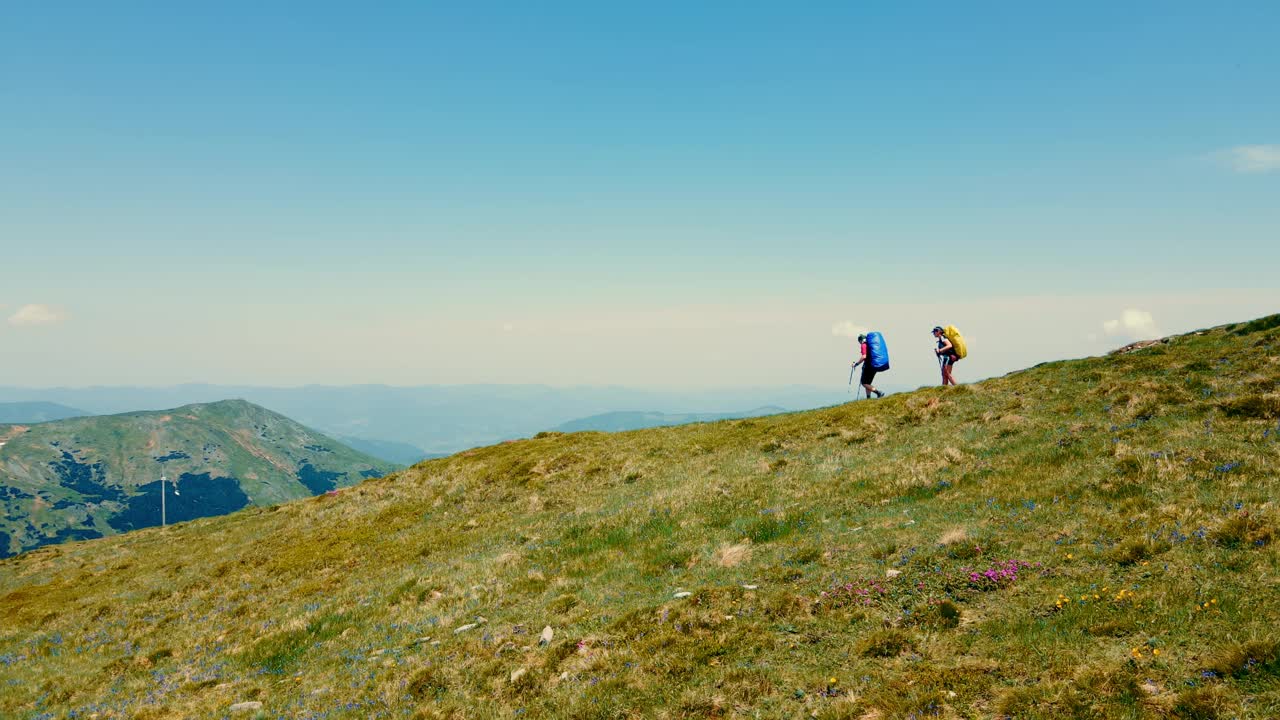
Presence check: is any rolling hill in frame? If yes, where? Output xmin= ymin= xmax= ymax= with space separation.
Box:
xmin=0 ymin=401 xmax=88 ymax=424
xmin=336 ymin=435 xmax=443 ymax=466
xmin=0 ymin=399 xmax=396 ymax=558
xmin=0 ymin=316 xmax=1278 ymax=718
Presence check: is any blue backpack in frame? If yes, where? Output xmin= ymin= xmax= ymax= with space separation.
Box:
xmin=866 ymin=331 xmax=890 ymax=371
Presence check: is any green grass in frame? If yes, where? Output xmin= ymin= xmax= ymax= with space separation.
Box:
xmin=2 ymin=315 xmax=1279 ymax=718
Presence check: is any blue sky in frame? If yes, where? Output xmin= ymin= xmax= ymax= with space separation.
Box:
xmin=3 ymin=2 xmax=1277 ymax=387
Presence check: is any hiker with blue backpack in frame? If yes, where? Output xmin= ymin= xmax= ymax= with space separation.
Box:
xmin=851 ymin=332 xmax=890 ymax=398
xmin=933 ymin=325 xmax=967 ymax=386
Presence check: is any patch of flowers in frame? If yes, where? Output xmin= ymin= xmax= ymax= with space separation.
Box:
xmin=1051 ymin=585 xmax=1137 ymax=611
xmin=817 ymin=578 xmax=889 ymax=608
xmin=963 ymin=559 xmax=1037 ymax=590
xmin=1191 ymin=598 xmax=1219 ymax=615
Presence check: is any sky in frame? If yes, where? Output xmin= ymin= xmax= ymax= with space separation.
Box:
xmin=3 ymin=2 xmax=1278 ymax=389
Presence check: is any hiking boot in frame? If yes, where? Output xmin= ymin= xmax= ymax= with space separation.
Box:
xmin=874 ymin=389 xmax=885 ymax=398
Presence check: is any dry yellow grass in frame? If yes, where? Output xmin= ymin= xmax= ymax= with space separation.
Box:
xmin=715 ymin=540 xmax=753 ymax=567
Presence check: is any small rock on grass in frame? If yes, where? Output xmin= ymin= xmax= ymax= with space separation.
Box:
xmin=539 ymin=626 xmax=554 ymax=646
xmin=510 ymin=667 xmax=527 ymax=683
xmin=673 ymin=591 xmax=692 ymax=599
xmin=454 ymin=623 xmax=478 ymax=634
xmin=229 ymin=701 xmax=263 ymax=713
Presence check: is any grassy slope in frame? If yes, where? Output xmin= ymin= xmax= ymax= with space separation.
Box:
xmin=553 ymin=407 xmax=786 ymax=434
xmin=1 ymin=318 xmax=1278 ymax=719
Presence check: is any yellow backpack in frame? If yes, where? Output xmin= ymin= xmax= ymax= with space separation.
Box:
xmin=944 ymin=325 xmax=968 ymax=359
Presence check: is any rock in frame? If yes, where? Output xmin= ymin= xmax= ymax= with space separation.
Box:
xmin=742 ymin=584 xmax=758 ymax=590
xmin=510 ymin=667 xmax=527 ymax=683
xmin=539 ymin=626 xmax=554 ymax=646
xmin=407 ymin=636 xmax=433 ymax=646
xmin=885 ymin=569 xmax=901 ymax=578
xmin=340 ymin=628 xmax=355 ymax=638
xmin=214 ymin=683 xmax=234 ymax=691
xmin=673 ymin=591 xmax=692 ymax=599
xmin=454 ymin=623 xmax=478 ymax=634
xmin=229 ymin=701 xmax=263 ymax=713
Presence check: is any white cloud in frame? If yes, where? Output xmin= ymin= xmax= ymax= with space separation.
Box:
xmin=830 ymin=321 xmax=869 ymax=339
xmin=8 ymin=304 xmax=68 ymax=327
xmin=1217 ymin=144 xmax=1280 ymax=174
xmin=1102 ymin=309 xmax=1161 ymax=342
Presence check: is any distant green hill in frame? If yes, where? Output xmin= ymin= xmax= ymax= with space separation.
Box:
xmin=0 ymin=399 xmax=396 ymax=557
xmin=553 ymin=406 xmax=788 ymax=433
xmin=1 ymin=317 xmax=1279 ymax=718
xmin=0 ymin=401 xmax=88 ymax=424
xmin=336 ymin=435 xmax=442 ymax=465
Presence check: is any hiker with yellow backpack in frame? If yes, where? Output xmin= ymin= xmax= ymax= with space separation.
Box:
xmin=932 ymin=325 xmax=967 ymax=386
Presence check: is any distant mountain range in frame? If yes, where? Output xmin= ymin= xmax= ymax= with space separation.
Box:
xmin=0 ymin=402 xmax=89 ymax=424
xmin=0 ymin=399 xmax=396 ymax=558
xmin=0 ymin=384 xmax=861 ymax=454
xmin=553 ymin=406 xmax=788 ymax=433
xmin=335 ymin=435 xmax=446 ymax=466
